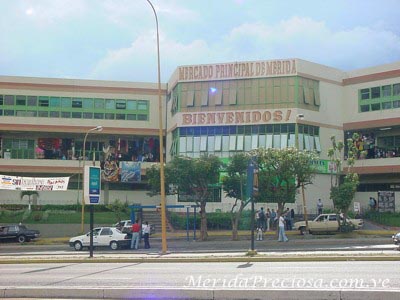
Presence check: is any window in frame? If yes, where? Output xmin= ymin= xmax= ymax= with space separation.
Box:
xmin=61 ymin=112 xmax=71 ymax=118
xmin=137 ymin=114 xmax=147 ymax=121
xmin=105 ymin=99 xmax=115 ymax=109
xmin=116 ymin=114 xmax=125 ymax=120
xmin=116 ymin=100 xmax=126 ymax=109
xmin=382 ymin=102 xmax=392 ymax=109
xmin=360 ymin=105 xmax=370 ymax=112
xmin=229 ymin=90 xmax=237 ymax=105
xmin=27 ymin=96 xmax=37 ymax=106
xmin=72 ymin=99 xmax=82 ymax=108
xmin=83 ymin=98 xmax=94 ymax=109
xmin=201 ymin=90 xmax=208 ymax=106
xmin=94 ymin=113 xmax=104 ymax=119
xmin=50 ymin=111 xmax=60 ymax=118
xmin=38 ymin=97 xmax=49 ymax=107
xmin=38 ymin=111 xmax=48 ymax=117
xmin=83 ymin=112 xmax=93 ymax=119
xmin=127 ymin=100 xmax=137 ymax=110
xmin=5 ymin=95 xmax=14 ymax=105
xmin=50 ymin=97 xmax=60 ymax=107
xmin=0 ymin=95 xmax=3 ymax=105
xmin=382 ymin=85 xmax=391 ymax=97
xmin=4 ymin=110 xmax=14 ymax=116
xmin=393 ymin=100 xmax=400 ymax=108
xmin=393 ymin=84 xmax=400 ymax=96
xmin=72 ymin=112 xmax=82 ymax=118
xmin=138 ymin=101 xmax=148 ymax=110
xmin=127 ymin=114 xmax=137 ymax=120
xmin=105 ymin=113 xmax=115 ymax=120
xmin=371 ymin=87 xmax=380 ymax=99
xmin=371 ymin=103 xmax=381 ymax=111
xmin=16 ymin=96 xmax=26 ymax=106
xmin=360 ymin=88 xmax=370 ymax=100
xmin=94 ymin=99 xmax=104 ymax=109
xmin=61 ymin=97 xmax=71 ymax=107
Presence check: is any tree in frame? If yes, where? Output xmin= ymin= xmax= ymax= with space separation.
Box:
xmin=251 ymin=148 xmax=318 ymax=215
xmin=328 ymin=134 xmax=361 ymax=219
xmin=106 ymin=199 xmax=128 ymax=222
xmin=20 ymin=191 xmax=39 ymax=210
xmin=221 ymin=152 xmax=251 ymax=240
xmin=146 ymin=155 xmax=223 ymax=241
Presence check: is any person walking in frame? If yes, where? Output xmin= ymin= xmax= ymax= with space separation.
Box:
xmin=142 ymin=221 xmax=151 ymax=249
xmin=130 ymin=220 xmax=141 ymax=250
xmin=278 ymin=213 xmax=289 ymax=242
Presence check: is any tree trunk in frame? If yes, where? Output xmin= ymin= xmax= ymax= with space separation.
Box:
xmin=231 ymin=202 xmax=245 ymax=241
xmin=200 ymin=201 xmax=208 ymax=241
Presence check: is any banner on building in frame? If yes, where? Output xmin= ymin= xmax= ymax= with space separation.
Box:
xmin=120 ymin=162 xmax=141 ymax=183
xmin=378 ymin=191 xmax=395 ymax=213
xmin=0 ymin=175 xmax=69 ymax=191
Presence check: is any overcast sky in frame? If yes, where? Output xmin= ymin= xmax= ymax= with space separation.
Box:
xmin=1 ymin=0 xmax=400 ymax=83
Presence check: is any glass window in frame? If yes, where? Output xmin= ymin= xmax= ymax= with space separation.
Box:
xmin=26 ymin=110 xmax=37 ymax=117
xmin=105 ymin=113 xmax=115 ymax=119
xmin=393 ymin=100 xmax=400 ymax=108
xmin=16 ymin=95 xmax=26 ymax=106
xmin=382 ymin=85 xmax=391 ymax=97
xmin=229 ymin=135 xmax=236 ymax=151
xmin=244 ymin=135 xmax=251 ymax=151
xmin=116 ymin=100 xmax=126 ymax=109
xmin=138 ymin=101 xmax=148 ymax=110
xmin=137 ymin=114 xmax=147 ymax=121
xmin=50 ymin=111 xmax=59 ymax=118
xmin=94 ymin=113 xmax=104 ymax=119
xmin=116 ymin=114 xmax=125 ymax=120
xmin=38 ymin=111 xmax=48 ymax=117
xmin=360 ymin=105 xmax=370 ymax=112
xmin=298 ymin=134 xmax=304 ymax=150
xmin=94 ymin=99 xmax=104 ymax=109
xmin=200 ymin=136 xmax=207 ymax=151
xmin=214 ymin=136 xmax=222 ymax=151
xmin=61 ymin=112 xmax=71 ymax=118
xmin=127 ymin=100 xmax=137 ymax=110
xmin=371 ymin=87 xmax=380 ymax=99
xmin=222 ymin=136 xmax=229 ymax=151
xmin=83 ymin=112 xmax=93 ymax=119
xmin=61 ymin=97 xmax=71 ymax=107
xmin=193 ymin=136 xmax=201 ymax=152
xmin=393 ymin=84 xmax=400 ymax=96
xmin=72 ymin=112 xmax=82 ymax=118
xmin=5 ymin=95 xmax=15 ymax=105
xmin=72 ymin=99 xmax=82 ymax=108
xmin=237 ymin=135 xmax=244 ymax=150
xmin=186 ymin=136 xmax=193 ymax=152
xmin=280 ymin=134 xmax=288 ymax=149
xmin=4 ymin=110 xmax=15 ymax=116
xmin=83 ymin=98 xmax=94 ymax=109
xmin=0 ymin=95 xmax=3 ymax=105
xmin=105 ymin=99 xmax=115 ymax=109
xmin=258 ymin=135 xmax=266 ymax=148
xmin=288 ymin=134 xmax=295 ymax=147
xmin=27 ymin=96 xmax=37 ymax=106
xmin=315 ymin=137 xmax=321 ymax=152
xmin=207 ymin=136 xmax=215 ymax=152
xmin=360 ymin=88 xmax=370 ymax=100
xmin=179 ymin=137 xmax=186 ymax=153
xmin=266 ymin=134 xmax=273 ymax=149
xmin=251 ymin=135 xmax=258 ymax=149
xmin=273 ymin=135 xmax=281 ymax=149
xmin=382 ymin=102 xmax=392 ymax=109
xmin=371 ymin=103 xmax=381 ymax=111
xmin=127 ymin=114 xmax=137 ymax=120
xmin=50 ymin=97 xmax=60 ymax=107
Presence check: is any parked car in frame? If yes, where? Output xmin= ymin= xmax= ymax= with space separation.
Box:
xmin=392 ymin=232 xmax=400 ymax=248
xmin=69 ymin=227 xmax=130 ymax=251
xmin=113 ymin=220 xmax=155 ymax=235
xmin=293 ymin=213 xmax=364 ymax=235
xmin=0 ymin=224 xmax=40 ymax=243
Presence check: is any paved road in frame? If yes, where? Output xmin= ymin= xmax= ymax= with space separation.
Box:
xmin=1 ymin=261 xmax=399 ymax=299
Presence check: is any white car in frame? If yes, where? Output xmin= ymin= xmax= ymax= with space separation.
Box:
xmin=114 ymin=220 xmax=155 ymax=235
xmin=69 ymin=227 xmax=129 ymax=251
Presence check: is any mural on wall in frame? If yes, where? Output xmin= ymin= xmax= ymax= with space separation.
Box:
xmin=120 ymin=162 xmax=141 ymax=183
xmin=378 ymin=191 xmax=395 ymax=213
xmin=101 ymin=145 xmax=119 ymax=182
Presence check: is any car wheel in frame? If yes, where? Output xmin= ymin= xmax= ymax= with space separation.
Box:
xmin=74 ymin=241 xmax=83 ymax=251
xmin=110 ymin=241 xmax=119 ymax=250
xmin=299 ymin=227 xmax=306 ymax=235
xmin=17 ymin=235 xmax=26 ymax=243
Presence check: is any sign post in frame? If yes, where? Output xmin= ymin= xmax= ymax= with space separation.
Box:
xmin=84 ymin=166 xmax=101 ymax=258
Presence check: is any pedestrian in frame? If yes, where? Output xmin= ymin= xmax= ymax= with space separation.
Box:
xmin=285 ymin=208 xmax=292 ymax=230
xmin=369 ymin=197 xmax=377 ymax=211
xmin=278 ymin=213 xmax=288 ymax=242
xmin=130 ymin=220 xmax=140 ymax=250
xmin=257 ymin=207 xmax=266 ymax=230
xmin=317 ymin=199 xmax=323 ymax=215
xmin=256 ymin=227 xmax=263 ymax=241
xmin=266 ymin=208 xmax=271 ymax=231
xmin=142 ymin=221 xmax=151 ymax=249
xmin=270 ymin=209 xmax=277 ymax=230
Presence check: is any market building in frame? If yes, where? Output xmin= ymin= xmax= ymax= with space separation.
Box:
xmin=1 ymin=58 xmax=399 ymax=213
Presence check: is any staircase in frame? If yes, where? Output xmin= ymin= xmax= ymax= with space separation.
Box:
xmin=141 ymin=209 xmax=174 ymax=233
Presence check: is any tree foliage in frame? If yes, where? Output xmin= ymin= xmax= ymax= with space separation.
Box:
xmin=328 ymin=134 xmax=360 ymax=216
xmin=251 ymin=148 xmax=318 ymax=214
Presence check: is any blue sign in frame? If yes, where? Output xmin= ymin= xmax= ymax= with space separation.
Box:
xmin=90 ymin=196 xmax=100 ymax=204
xmin=85 ymin=166 xmax=101 ymax=205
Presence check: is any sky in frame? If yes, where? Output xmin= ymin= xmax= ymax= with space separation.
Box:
xmin=1 ymin=0 xmax=400 ymax=83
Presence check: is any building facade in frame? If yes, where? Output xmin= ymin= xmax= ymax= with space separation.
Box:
xmin=1 ymin=58 xmax=400 ymax=213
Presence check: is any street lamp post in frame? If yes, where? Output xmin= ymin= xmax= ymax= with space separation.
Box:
xmin=145 ymin=0 xmax=168 ymax=254
xmin=80 ymin=125 xmax=103 ymax=233
xmin=295 ymin=114 xmax=309 ymax=232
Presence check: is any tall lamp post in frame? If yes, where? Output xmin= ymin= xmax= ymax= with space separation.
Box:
xmin=145 ymin=0 xmax=168 ymax=254
xmin=295 ymin=114 xmax=309 ymax=232
xmin=80 ymin=125 xmax=103 ymax=233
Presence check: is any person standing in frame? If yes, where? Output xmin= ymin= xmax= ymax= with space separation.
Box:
xmin=270 ymin=209 xmax=277 ymax=230
xmin=257 ymin=207 xmax=266 ymax=231
xmin=317 ymin=199 xmax=324 ymax=215
xmin=130 ymin=220 xmax=140 ymax=250
xmin=278 ymin=213 xmax=288 ymax=242
xmin=142 ymin=221 xmax=151 ymax=249
xmin=266 ymin=208 xmax=271 ymax=231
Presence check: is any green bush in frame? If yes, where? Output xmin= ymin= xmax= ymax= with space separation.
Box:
xmin=364 ymin=211 xmax=400 ymax=227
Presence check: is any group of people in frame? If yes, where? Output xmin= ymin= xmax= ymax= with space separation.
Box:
xmin=130 ymin=220 xmax=151 ymax=250
xmin=255 ymin=207 xmax=295 ymax=242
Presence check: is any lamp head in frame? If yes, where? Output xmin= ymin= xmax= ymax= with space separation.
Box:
xmin=296 ymin=114 xmax=304 ymax=120
xmin=94 ymin=126 xmax=103 ymax=132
